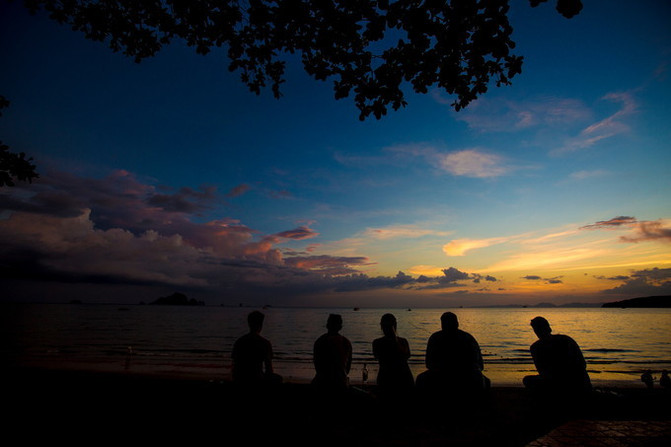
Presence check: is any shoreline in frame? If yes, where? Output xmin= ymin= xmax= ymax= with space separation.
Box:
xmin=10 ymin=358 xmax=651 ymax=389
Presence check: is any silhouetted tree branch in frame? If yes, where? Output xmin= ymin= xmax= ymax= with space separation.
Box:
xmin=2 ymin=0 xmax=581 ymax=186
xmin=18 ymin=0 xmax=582 ymax=120
xmin=0 ymin=96 xmax=39 ymax=187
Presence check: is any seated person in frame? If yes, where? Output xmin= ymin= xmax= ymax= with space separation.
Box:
xmin=312 ymin=314 xmax=352 ymax=392
xmin=372 ymin=313 xmax=414 ymax=397
xmin=232 ymin=311 xmax=282 ymax=385
xmin=416 ymin=312 xmax=488 ymax=395
xmin=523 ymin=316 xmax=591 ymax=394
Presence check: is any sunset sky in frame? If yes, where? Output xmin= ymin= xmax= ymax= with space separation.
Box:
xmin=1 ymin=1 xmax=670 ymax=307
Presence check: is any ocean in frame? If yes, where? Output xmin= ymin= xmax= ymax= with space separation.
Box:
xmin=3 ymin=303 xmax=671 ymax=387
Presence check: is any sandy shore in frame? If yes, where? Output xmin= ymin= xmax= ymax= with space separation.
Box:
xmin=6 ymin=367 xmax=671 ymax=446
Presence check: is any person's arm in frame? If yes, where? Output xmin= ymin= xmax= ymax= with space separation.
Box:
xmin=425 ymin=334 xmax=437 ymax=370
xmin=474 ymin=338 xmax=484 ymax=372
xmin=264 ymin=341 xmax=274 ymax=374
xmin=400 ymin=337 xmax=411 ymax=360
xmin=530 ymin=343 xmax=547 ymax=376
xmin=569 ymin=337 xmax=587 ymax=370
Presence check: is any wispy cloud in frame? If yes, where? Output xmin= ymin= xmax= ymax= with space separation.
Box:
xmin=437 ymin=149 xmax=509 ymax=178
xmin=552 ymin=91 xmax=638 ymax=155
xmin=362 ymin=224 xmax=453 ymax=240
xmin=569 ymin=169 xmax=609 ymax=180
xmin=388 ymin=144 xmax=513 ymax=178
xmin=446 ymin=95 xmax=592 ymax=133
xmin=581 ymin=216 xmax=639 ymax=230
xmin=443 ymin=237 xmax=511 ymax=256
xmin=226 ymin=183 xmax=250 ymax=198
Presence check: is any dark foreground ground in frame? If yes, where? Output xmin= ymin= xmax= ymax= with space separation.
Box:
xmin=5 ymin=368 xmax=671 ymax=446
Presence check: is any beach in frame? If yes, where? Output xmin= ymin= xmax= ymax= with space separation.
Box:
xmin=6 ymin=366 xmax=671 ymax=446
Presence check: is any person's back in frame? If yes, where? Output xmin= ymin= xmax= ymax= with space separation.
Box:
xmin=373 ymin=313 xmax=414 ymax=394
xmin=232 ymin=331 xmax=273 ymax=382
xmin=524 ymin=316 xmax=591 ymax=394
xmin=313 ymin=314 xmax=352 ymax=390
xmin=231 ymin=311 xmax=279 ymax=385
xmin=425 ymin=329 xmax=483 ymax=378
xmin=417 ymin=312 xmax=486 ymax=393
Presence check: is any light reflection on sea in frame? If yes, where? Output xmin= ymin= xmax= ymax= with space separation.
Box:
xmin=3 ymin=303 xmax=670 ymax=387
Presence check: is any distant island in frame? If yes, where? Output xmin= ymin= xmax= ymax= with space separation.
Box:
xmin=150 ymin=292 xmax=205 ymax=306
xmin=601 ymin=295 xmax=671 ymax=308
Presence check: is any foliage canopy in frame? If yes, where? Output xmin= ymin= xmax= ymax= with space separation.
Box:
xmin=2 ymin=0 xmax=582 ymax=186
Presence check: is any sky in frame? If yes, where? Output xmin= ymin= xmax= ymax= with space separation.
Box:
xmin=1 ymin=1 xmax=670 ymax=307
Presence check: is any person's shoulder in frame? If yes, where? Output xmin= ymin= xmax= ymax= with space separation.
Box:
xmin=428 ymin=330 xmax=442 ymax=340
xmin=458 ymin=329 xmax=477 ymax=341
xmin=553 ymin=334 xmax=575 ymax=343
xmin=314 ymin=332 xmax=328 ymax=343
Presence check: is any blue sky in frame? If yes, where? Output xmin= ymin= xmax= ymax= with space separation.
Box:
xmin=1 ymin=1 xmax=670 ymax=306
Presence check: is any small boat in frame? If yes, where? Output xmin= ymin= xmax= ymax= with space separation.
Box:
xmin=353 ymin=307 xmax=360 ymax=311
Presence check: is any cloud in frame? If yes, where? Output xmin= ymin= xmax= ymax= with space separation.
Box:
xmin=581 ymin=216 xmax=671 ymax=243
xmin=274 ymin=226 xmax=320 ymax=240
xmin=448 ymin=96 xmax=592 ymax=133
xmin=440 ymin=267 xmax=471 ymax=283
xmin=362 ymin=224 xmax=453 ymax=240
xmin=621 ymin=220 xmax=671 ymax=243
xmin=387 ymin=144 xmax=513 ymax=178
xmin=0 ymin=170 xmax=348 ymax=297
xmin=284 ymin=255 xmax=372 ymax=276
xmin=443 ymin=236 xmax=510 ymax=256
xmin=581 ymin=216 xmax=638 ymax=230
xmin=569 ymin=170 xmax=609 ymax=180
xmin=437 ymin=149 xmax=508 ymax=178
xmin=522 ymin=275 xmax=563 ymax=284
xmin=226 ymin=183 xmax=250 ymax=198
xmin=601 ymin=267 xmax=671 ymax=296
xmin=552 ymin=91 xmax=638 ymax=155
xmin=1 ymin=168 xmax=506 ymax=301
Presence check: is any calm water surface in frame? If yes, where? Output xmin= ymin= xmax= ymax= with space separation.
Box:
xmin=3 ymin=304 xmax=670 ymax=387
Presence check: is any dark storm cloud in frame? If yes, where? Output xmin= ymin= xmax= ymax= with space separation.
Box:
xmin=1 ymin=169 xmax=501 ymax=301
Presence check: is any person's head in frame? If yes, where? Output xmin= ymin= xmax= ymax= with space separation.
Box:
xmin=247 ymin=310 xmax=265 ymax=333
xmin=380 ymin=313 xmax=397 ymax=337
xmin=326 ymin=313 xmax=343 ymax=333
xmin=440 ymin=311 xmax=459 ymax=332
xmin=530 ymin=316 xmax=552 ymax=339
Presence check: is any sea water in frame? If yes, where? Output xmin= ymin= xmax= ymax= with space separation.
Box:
xmin=3 ymin=303 xmax=671 ymax=387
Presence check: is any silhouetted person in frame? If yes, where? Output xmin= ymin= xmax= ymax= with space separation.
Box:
xmin=232 ymin=311 xmax=282 ymax=385
xmin=660 ymin=370 xmax=671 ymax=390
xmin=312 ymin=314 xmax=352 ymax=392
xmin=372 ymin=313 xmax=414 ymax=398
xmin=641 ymin=370 xmax=655 ymax=389
xmin=523 ymin=316 xmax=591 ymax=395
xmin=416 ymin=312 xmax=487 ymax=396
